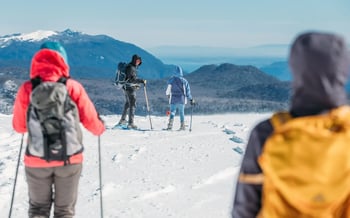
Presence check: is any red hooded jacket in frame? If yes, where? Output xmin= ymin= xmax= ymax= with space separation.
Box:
xmin=12 ymin=49 xmax=105 ymax=167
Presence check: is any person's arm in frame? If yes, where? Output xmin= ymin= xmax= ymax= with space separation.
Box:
xmin=67 ymin=79 xmax=105 ymax=136
xmin=184 ymin=79 xmax=192 ymax=100
xmin=232 ymin=120 xmax=272 ymax=217
xmin=126 ymin=65 xmax=144 ymax=84
xmin=12 ymin=82 xmax=31 ymax=133
xmin=165 ymin=84 xmax=172 ymax=104
xmin=166 ymin=84 xmax=172 ymax=96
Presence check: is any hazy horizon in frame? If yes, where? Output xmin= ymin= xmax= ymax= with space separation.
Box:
xmin=1 ymin=1 xmax=349 ymax=48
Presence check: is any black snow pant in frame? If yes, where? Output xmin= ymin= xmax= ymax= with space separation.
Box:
xmin=120 ymin=88 xmax=137 ymax=124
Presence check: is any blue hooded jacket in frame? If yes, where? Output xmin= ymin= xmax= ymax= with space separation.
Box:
xmin=166 ymin=66 xmax=192 ymax=104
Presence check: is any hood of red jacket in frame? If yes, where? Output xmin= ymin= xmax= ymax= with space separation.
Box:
xmin=30 ymin=49 xmax=70 ymax=81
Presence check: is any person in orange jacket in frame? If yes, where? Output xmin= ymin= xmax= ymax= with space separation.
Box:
xmin=232 ymin=32 xmax=350 ymax=217
xmin=12 ymin=41 xmax=105 ymax=217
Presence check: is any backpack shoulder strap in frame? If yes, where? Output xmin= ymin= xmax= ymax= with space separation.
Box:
xmin=30 ymin=76 xmax=42 ymax=90
xmin=57 ymin=76 xmax=69 ymax=85
xmin=238 ymin=112 xmax=292 ymax=185
xmin=31 ymin=76 xmax=69 ymax=89
xmin=270 ymin=111 xmax=292 ymax=130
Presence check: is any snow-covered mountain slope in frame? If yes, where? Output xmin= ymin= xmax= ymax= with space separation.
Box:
xmin=0 ymin=30 xmax=58 ymax=47
xmin=0 ymin=29 xmax=173 ymax=79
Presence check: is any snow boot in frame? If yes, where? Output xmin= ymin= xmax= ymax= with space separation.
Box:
xmin=179 ymin=122 xmax=186 ymax=131
xmin=127 ymin=123 xmax=138 ymax=129
xmin=166 ymin=118 xmax=174 ymax=130
xmin=119 ymin=106 xmax=128 ymax=124
xmin=117 ymin=119 xmax=127 ymax=126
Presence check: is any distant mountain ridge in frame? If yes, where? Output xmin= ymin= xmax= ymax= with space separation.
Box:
xmin=187 ymin=63 xmax=290 ymax=102
xmin=148 ymin=44 xmax=290 ymax=58
xmin=0 ymin=30 xmax=58 ymax=45
xmin=180 ymin=64 xmax=291 ymax=112
xmin=0 ymin=29 xmax=174 ymax=79
xmin=259 ymin=61 xmax=350 ymax=92
xmin=1 ymin=29 xmax=350 ymax=116
xmin=148 ymin=45 xmax=289 ymax=72
xmin=6 ymin=29 xmax=350 ymax=115
xmin=260 ymin=61 xmax=291 ymax=81
xmin=0 ymin=62 xmax=291 ymax=115
xmin=74 ymin=62 xmax=292 ymax=115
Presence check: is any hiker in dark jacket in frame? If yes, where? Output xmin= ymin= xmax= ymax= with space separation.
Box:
xmin=165 ymin=65 xmax=194 ymax=130
xmin=117 ymin=54 xmax=146 ymax=129
xmin=232 ymin=32 xmax=350 ymax=217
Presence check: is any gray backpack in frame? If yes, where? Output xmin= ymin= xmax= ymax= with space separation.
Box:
xmin=26 ymin=77 xmax=83 ymax=165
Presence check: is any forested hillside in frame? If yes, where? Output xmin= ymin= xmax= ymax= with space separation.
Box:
xmin=1 ymin=63 xmax=293 ymax=115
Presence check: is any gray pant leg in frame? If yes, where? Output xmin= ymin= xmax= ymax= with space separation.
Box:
xmin=121 ymin=90 xmax=130 ymax=120
xmin=25 ymin=167 xmax=54 ymax=218
xmin=53 ymin=164 xmax=82 ymax=218
xmin=25 ymin=164 xmax=82 ymax=218
xmin=126 ymin=89 xmax=137 ymax=124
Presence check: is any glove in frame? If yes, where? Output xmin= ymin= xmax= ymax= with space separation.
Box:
xmin=143 ymin=79 xmax=147 ymax=85
xmin=190 ymin=99 xmax=195 ymax=105
xmin=167 ymin=95 xmax=170 ymax=99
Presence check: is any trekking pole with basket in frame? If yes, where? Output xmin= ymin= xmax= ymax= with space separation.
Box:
xmin=189 ymin=103 xmax=194 ymax=132
xmin=8 ymin=134 xmax=24 ymax=218
xmin=98 ymin=136 xmax=104 ymax=218
xmin=143 ymin=84 xmax=153 ymax=129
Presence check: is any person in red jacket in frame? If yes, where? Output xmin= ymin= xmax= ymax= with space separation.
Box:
xmin=12 ymin=41 xmax=105 ymax=218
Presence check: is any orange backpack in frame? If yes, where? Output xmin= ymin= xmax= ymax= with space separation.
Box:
xmin=258 ymin=106 xmax=350 ymax=218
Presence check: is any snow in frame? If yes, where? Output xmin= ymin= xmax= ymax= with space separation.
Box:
xmin=0 ymin=112 xmax=271 ymax=218
xmin=0 ymin=30 xmax=57 ymax=46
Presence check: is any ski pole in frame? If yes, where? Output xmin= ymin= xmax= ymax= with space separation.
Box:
xmin=189 ymin=103 xmax=194 ymax=132
xmin=143 ymin=84 xmax=153 ymax=129
xmin=98 ymin=136 xmax=104 ymax=218
xmin=9 ymin=134 xmax=24 ymax=218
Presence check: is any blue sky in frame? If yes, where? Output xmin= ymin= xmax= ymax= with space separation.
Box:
xmin=1 ymin=0 xmax=349 ymax=49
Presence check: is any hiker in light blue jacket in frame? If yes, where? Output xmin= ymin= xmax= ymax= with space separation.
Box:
xmin=166 ymin=65 xmax=195 ymax=130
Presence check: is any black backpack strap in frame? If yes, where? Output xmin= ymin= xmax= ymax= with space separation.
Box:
xmin=57 ymin=76 xmax=70 ymax=165
xmin=31 ymin=76 xmax=70 ymax=89
xmin=57 ymin=76 xmax=69 ymax=85
xmin=30 ymin=77 xmax=42 ymax=90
